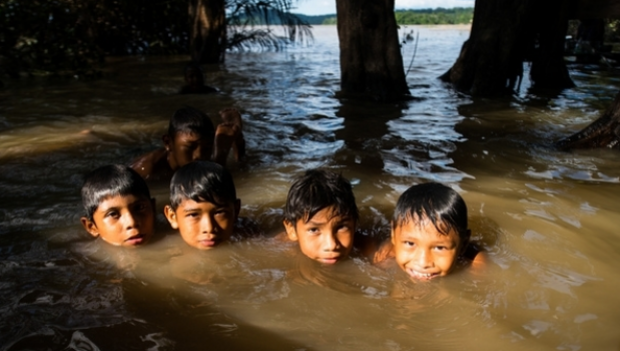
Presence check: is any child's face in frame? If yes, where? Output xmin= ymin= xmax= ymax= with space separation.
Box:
xmin=391 ymin=217 xmax=465 ymax=280
xmin=164 ymin=198 xmax=239 ymax=250
xmin=185 ymin=68 xmax=204 ymax=86
xmin=81 ymin=194 xmax=155 ymax=247
xmin=284 ymin=206 xmax=356 ymax=265
xmin=165 ymin=132 xmax=214 ymax=170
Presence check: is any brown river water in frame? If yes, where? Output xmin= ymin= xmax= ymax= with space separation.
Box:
xmin=1 ymin=25 xmax=620 ymax=350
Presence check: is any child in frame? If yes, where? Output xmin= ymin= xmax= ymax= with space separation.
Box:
xmin=80 ymin=164 xmax=156 ymax=247
xmin=130 ymin=106 xmax=215 ymax=182
xmin=179 ymin=63 xmax=217 ymax=95
xmin=213 ymin=107 xmax=246 ymax=166
xmin=163 ymin=161 xmax=241 ymax=250
xmin=374 ymin=182 xmax=481 ymax=280
xmin=282 ymin=169 xmax=360 ymax=265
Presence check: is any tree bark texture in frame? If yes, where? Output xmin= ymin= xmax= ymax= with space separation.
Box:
xmin=336 ymin=0 xmax=410 ymax=102
xmin=189 ymin=0 xmax=226 ymax=64
xmin=556 ymin=90 xmax=620 ymax=150
xmin=441 ymin=0 xmax=575 ymax=97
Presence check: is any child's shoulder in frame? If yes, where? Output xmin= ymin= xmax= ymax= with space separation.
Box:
xmin=129 ymin=148 xmax=171 ymax=181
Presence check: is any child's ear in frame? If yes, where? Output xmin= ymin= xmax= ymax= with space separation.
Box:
xmin=162 ymin=134 xmax=172 ymax=150
xmin=80 ymin=217 xmax=100 ymax=238
xmin=283 ymin=220 xmax=298 ymax=241
xmin=164 ymin=205 xmax=179 ymax=229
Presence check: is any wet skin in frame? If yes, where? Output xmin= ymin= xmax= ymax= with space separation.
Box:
xmin=284 ymin=206 xmax=356 ymax=265
xmin=80 ymin=194 xmax=155 ymax=247
xmin=391 ymin=218 xmax=467 ymax=281
xmin=165 ymin=132 xmax=214 ymax=170
xmin=165 ymin=198 xmax=240 ymax=250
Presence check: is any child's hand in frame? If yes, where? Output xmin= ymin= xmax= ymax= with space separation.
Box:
xmin=373 ymin=240 xmax=394 ymax=264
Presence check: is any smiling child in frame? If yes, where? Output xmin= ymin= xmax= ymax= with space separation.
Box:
xmin=375 ymin=182 xmax=481 ymax=280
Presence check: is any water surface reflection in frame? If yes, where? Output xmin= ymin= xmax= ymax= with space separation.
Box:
xmin=1 ymin=25 xmax=620 ymax=350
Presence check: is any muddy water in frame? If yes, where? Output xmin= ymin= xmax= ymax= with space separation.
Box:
xmin=1 ymin=25 xmax=620 ymax=350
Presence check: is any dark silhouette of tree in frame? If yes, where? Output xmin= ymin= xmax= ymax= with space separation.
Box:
xmin=0 ymin=0 xmax=311 ymax=76
xmin=440 ymin=0 xmax=574 ymax=97
xmin=335 ymin=0 xmax=410 ymax=102
xmin=190 ymin=0 xmax=312 ymax=64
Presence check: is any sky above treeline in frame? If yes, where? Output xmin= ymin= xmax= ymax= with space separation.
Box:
xmin=294 ymin=0 xmax=475 ymax=16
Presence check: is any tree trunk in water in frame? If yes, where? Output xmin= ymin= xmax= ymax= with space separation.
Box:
xmin=441 ymin=0 xmax=574 ymax=97
xmin=336 ymin=0 xmax=410 ymax=102
xmin=189 ymin=0 xmax=226 ymax=64
xmin=529 ymin=0 xmax=575 ymax=90
xmin=556 ymin=90 xmax=620 ymax=150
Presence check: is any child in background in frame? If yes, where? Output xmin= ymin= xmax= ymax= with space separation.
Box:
xmin=80 ymin=164 xmax=156 ymax=248
xmin=179 ymin=63 xmax=217 ymax=95
xmin=374 ymin=182 xmax=481 ymax=280
xmin=130 ymin=106 xmax=215 ymax=182
xmin=282 ymin=169 xmax=361 ymax=265
xmin=164 ymin=161 xmax=244 ymax=250
xmin=213 ymin=107 xmax=246 ymax=166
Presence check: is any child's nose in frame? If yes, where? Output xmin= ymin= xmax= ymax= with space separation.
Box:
xmin=414 ymin=249 xmax=433 ymax=268
xmin=122 ymin=212 xmax=140 ymax=229
xmin=322 ymin=232 xmax=339 ymax=251
xmin=201 ymin=215 xmax=216 ymax=233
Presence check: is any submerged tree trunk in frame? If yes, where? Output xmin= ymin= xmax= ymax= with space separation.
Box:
xmin=336 ymin=0 xmax=410 ymax=102
xmin=189 ymin=0 xmax=226 ymax=64
xmin=441 ymin=0 xmax=574 ymax=97
xmin=529 ymin=0 xmax=575 ymax=90
xmin=556 ymin=90 xmax=620 ymax=150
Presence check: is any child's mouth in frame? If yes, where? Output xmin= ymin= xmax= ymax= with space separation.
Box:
xmin=198 ymin=238 xmax=219 ymax=248
xmin=318 ymin=257 xmax=339 ymax=265
xmin=125 ymin=234 xmax=146 ymax=245
xmin=406 ymin=269 xmax=438 ymax=280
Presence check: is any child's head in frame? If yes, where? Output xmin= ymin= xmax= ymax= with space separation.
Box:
xmin=164 ymin=161 xmax=240 ymax=250
xmin=390 ymin=182 xmax=470 ymax=280
xmin=80 ymin=164 xmax=155 ymax=247
xmin=163 ymin=106 xmax=215 ymax=170
xmin=184 ymin=63 xmax=205 ymax=87
xmin=283 ymin=169 xmax=359 ymax=265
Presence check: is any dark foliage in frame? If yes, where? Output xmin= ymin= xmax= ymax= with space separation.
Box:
xmin=0 ymin=0 xmax=308 ymax=77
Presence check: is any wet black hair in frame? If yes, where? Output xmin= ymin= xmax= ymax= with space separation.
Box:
xmin=284 ymin=169 xmax=359 ymax=224
xmin=81 ymin=164 xmax=151 ymax=220
xmin=168 ymin=106 xmax=215 ymax=139
xmin=169 ymin=161 xmax=237 ymax=210
xmin=184 ymin=62 xmax=203 ymax=75
xmin=392 ymin=182 xmax=468 ymax=239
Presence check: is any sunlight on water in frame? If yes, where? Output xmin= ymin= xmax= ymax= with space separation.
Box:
xmin=1 ymin=25 xmax=620 ymax=350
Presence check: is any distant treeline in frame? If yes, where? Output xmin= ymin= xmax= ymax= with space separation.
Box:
xmin=307 ymin=7 xmax=473 ymax=25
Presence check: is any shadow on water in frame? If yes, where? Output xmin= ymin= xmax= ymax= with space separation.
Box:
xmin=1 ymin=240 xmax=312 ymax=351
xmin=334 ymin=99 xmax=408 ymax=175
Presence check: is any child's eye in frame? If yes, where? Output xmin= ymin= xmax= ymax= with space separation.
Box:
xmin=336 ymin=225 xmax=350 ymax=232
xmin=106 ymin=210 xmax=120 ymax=219
xmin=403 ymin=241 xmax=415 ymax=247
xmin=186 ymin=212 xmax=199 ymax=218
xmin=307 ymin=227 xmax=320 ymax=234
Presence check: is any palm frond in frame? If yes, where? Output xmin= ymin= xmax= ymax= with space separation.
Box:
xmin=225 ymin=0 xmax=313 ymax=51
